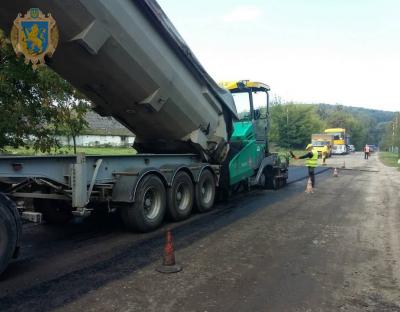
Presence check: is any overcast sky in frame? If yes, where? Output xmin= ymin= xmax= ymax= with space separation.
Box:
xmin=158 ymin=0 xmax=399 ymax=112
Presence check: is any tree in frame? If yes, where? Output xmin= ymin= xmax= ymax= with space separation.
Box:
xmin=269 ymin=101 xmax=394 ymax=150
xmin=324 ymin=110 xmax=370 ymax=150
xmin=0 ymin=28 xmax=89 ymax=152
xmin=57 ymin=101 xmax=89 ymax=154
xmin=269 ymin=103 xmax=324 ymax=148
xmin=312 ymin=103 xmax=395 ymax=149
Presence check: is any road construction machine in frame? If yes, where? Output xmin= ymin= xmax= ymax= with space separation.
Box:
xmin=0 ymin=0 xmax=287 ymax=275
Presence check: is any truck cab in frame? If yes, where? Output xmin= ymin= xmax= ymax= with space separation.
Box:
xmin=220 ymin=80 xmax=287 ymax=189
xmin=311 ymin=134 xmax=334 ymax=158
xmin=324 ymin=128 xmax=348 ymax=155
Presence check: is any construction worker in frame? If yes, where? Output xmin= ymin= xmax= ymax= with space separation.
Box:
xmin=291 ymin=144 xmax=318 ymax=188
xmin=364 ymin=144 xmax=370 ymax=159
xmin=322 ymin=145 xmax=328 ymax=165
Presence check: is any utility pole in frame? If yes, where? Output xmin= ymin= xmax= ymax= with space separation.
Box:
xmin=286 ymin=105 xmax=289 ymax=149
xmin=392 ymin=120 xmax=395 ymax=153
xmin=396 ymin=113 xmax=400 ymax=158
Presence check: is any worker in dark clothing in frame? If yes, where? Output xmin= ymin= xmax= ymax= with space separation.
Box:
xmin=291 ymin=144 xmax=318 ymax=188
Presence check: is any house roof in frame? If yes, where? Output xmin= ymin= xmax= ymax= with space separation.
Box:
xmin=84 ymin=111 xmax=134 ymax=136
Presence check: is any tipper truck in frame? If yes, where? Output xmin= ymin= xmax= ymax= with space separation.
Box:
xmin=311 ymin=133 xmax=334 ymax=158
xmin=324 ymin=128 xmax=348 ymax=155
xmin=0 ymin=0 xmax=288 ymax=275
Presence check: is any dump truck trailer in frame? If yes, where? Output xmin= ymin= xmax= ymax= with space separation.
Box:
xmin=0 ymin=0 xmax=288 ymax=275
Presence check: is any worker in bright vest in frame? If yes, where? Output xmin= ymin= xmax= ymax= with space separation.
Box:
xmin=291 ymin=144 xmax=318 ymax=188
xmin=322 ymin=145 xmax=328 ymax=165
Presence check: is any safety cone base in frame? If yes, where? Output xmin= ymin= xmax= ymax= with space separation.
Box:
xmin=156 ymin=263 xmax=182 ymax=274
xmin=305 ymin=178 xmax=314 ymax=194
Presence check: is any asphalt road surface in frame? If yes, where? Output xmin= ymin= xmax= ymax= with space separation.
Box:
xmin=1 ymin=152 xmax=399 ymax=311
xmin=287 ymin=165 xmax=328 ymax=184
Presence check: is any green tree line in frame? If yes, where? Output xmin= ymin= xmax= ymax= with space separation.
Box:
xmin=268 ymin=101 xmax=395 ymax=150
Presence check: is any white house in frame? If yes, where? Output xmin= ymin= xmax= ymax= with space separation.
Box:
xmin=59 ymin=111 xmax=135 ymax=147
xmin=57 ymin=134 xmax=135 ymax=147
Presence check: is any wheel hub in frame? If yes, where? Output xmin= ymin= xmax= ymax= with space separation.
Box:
xmin=143 ymin=187 xmax=161 ymax=220
xmin=145 ymin=198 xmax=152 ymax=206
xmin=201 ymin=180 xmax=212 ymax=204
xmin=175 ymin=183 xmax=190 ymax=211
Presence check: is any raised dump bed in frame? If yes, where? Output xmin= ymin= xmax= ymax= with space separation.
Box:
xmin=0 ymin=0 xmax=237 ymax=162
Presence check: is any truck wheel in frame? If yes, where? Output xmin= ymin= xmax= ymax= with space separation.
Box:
xmin=121 ymin=174 xmax=166 ymax=232
xmin=261 ymin=167 xmax=274 ymax=189
xmin=260 ymin=171 xmax=268 ymax=189
xmin=167 ymin=171 xmax=194 ymax=221
xmin=264 ymin=167 xmax=278 ymax=190
xmin=33 ymin=199 xmax=73 ymax=224
xmin=0 ymin=195 xmax=18 ymax=275
xmin=268 ymin=176 xmax=278 ymax=190
xmin=195 ymin=169 xmax=216 ymax=212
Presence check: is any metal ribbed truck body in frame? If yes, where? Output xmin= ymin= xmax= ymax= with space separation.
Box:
xmin=0 ymin=0 xmax=237 ymax=162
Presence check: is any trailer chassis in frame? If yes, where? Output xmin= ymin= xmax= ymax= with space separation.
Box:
xmin=0 ymin=153 xmax=219 ymax=220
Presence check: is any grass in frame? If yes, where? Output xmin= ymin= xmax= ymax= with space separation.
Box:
xmin=1 ymin=146 xmax=137 ymax=156
xmin=379 ymin=152 xmax=400 ymax=170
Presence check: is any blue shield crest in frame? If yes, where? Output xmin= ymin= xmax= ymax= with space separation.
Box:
xmin=20 ymin=21 xmax=48 ymax=55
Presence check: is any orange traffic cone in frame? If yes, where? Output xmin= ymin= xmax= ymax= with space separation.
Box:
xmin=305 ymin=178 xmax=314 ymax=194
xmin=333 ymin=167 xmax=338 ymax=177
xmin=156 ymin=229 xmax=182 ymax=273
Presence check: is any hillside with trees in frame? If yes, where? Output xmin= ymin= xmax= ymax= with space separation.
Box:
xmin=269 ymin=102 xmax=395 ymax=150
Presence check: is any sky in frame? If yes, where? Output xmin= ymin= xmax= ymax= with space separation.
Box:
xmin=158 ymin=0 xmax=400 ymax=112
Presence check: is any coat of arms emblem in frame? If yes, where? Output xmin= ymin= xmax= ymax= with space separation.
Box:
xmin=10 ymin=8 xmax=59 ymax=69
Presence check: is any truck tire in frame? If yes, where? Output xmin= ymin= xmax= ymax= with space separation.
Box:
xmin=167 ymin=171 xmax=194 ymax=221
xmin=260 ymin=171 xmax=268 ymax=189
xmin=0 ymin=194 xmax=19 ymax=275
xmin=195 ymin=169 xmax=216 ymax=212
xmin=268 ymin=176 xmax=278 ymax=190
xmin=33 ymin=199 xmax=73 ymax=224
xmin=121 ymin=174 xmax=166 ymax=232
xmin=261 ymin=166 xmax=272 ymax=189
xmin=262 ymin=166 xmax=279 ymax=190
